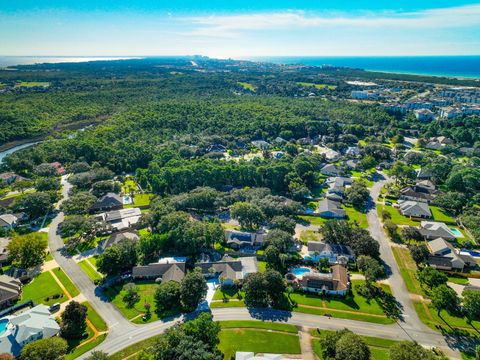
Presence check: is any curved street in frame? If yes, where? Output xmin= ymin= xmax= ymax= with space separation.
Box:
xmin=48 ymin=175 xmax=461 ymax=359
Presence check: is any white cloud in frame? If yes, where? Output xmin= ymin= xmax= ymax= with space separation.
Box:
xmin=184 ymin=4 xmax=480 ymax=38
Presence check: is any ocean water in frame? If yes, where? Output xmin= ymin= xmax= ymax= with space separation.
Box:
xmin=245 ymin=56 xmax=480 ymax=79
xmin=1 ymin=55 xmax=479 ymax=79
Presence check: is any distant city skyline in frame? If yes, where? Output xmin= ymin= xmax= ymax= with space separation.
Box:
xmin=1 ymin=1 xmax=480 ymax=57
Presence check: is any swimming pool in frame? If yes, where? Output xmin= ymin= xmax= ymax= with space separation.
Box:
xmin=449 ymin=228 xmax=463 ymax=237
xmin=290 ymin=267 xmax=311 ymax=276
xmin=0 ymin=319 xmax=9 ymax=335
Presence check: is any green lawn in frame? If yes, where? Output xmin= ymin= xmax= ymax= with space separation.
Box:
xmin=125 ymin=193 xmax=154 ymax=208
xmin=344 ymin=205 xmax=368 ymax=228
xmin=311 ymin=329 xmax=398 ymax=360
xmin=297 ymin=82 xmax=337 ymax=90
xmin=14 ymin=81 xmax=49 ymax=87
xmin=413 ymin=301 xmax=480 ymax=336
xmin=237 ymin=82 xmax=256 ymax=91
xmin=78 ymin=259 xmax=103 ymax=282
xmin=108 ymin=335 xmax=159 ymax=360
xmin=299 ymin=215 xmax=327 ymax=226
xmin=84 ymin=302 xmax=108 ymax=332
xmin=447 ymin=276 xmax=470 ymax=285
xmin=291 ymin=280 xmax=389 ymax=316
xmin=21 ymin=271 xmax=67 ymax=306
xmin=219 ymin=329 xmax=301 ymax=360
xmin=220 ymin=320 xmax=298 ymax=333
xmin=64 ymin=333 xmax=107 ymax=360
xmin=391 ymin=247 xmax=423 ymax=295
xmin=299 ymin=230 xmax=322 ymax=244
xmin=52 ymin=267 xmax=80 ymax=297
xmin=212 ymin=281 xmax=395 ymax=324
xmin=430 ymin=206 xmax=456 ymax=224
xmin=376 ymin=204 xmax=421 ymax=226
xmin=104 ymin=280 xmax=179 ymax=323
xmin=257 ymin=261 xmax=266 ymax=273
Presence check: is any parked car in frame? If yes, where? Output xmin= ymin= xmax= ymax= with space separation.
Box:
xmin=49 ymin=303 xmax=60 ymax=313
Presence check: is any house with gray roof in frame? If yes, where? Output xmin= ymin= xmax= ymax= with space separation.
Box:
xmin=90 ymin=192 xmax=123 ymax=213
xmin=419 ymin=221 xmax=456 ymax=241
xmin=0 ymin=214 xmax=18 ymax=230
xmin=0 ymin=275 xmax=21 ymax=308
xmin=95 ymin=207 xmax=142 ymax=231
xmin=132 ymin=261 xmax=186 ymax=282
xmin=100 ymin=231 xmax=139 ymax=251
xmin=0 ymin=304 xmax=60 ymax=356
xmin=195 ymin=256 xmax=258 ymax=286
xmin=306 ymin=241 xmax=354 ymax=264
xmin=287 ymin=265 xmax=349 ymax=296
xmin=320 ymin=164 xmax=343 ymax=176
xmin=427 ymin=238 xmax=465 ymax=271
xmin=224 ymin=230 xmax=265 ymax=250
xmin=317 ymin=199 xmax=346 ymax=219
xmin=398 ymin=200 xmax=432 ymax=218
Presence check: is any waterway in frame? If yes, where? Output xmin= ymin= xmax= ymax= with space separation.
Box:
xmin=0 ymin=141 xmax=41 ymax=164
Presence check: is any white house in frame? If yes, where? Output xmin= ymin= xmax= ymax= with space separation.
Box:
xmin=0 ymin=304 xmax=60 ymax=355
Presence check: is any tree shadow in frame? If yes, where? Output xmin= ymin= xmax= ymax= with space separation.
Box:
xmin=247 ymin=307 xmax=293 ymax=322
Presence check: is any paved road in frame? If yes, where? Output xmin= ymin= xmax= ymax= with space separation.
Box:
xmin=48 ymin=177 xmax=135 ymax=339
xmin=367 ymin=176 xmax=428 ymax=332
xmin=48 ymin=175 xmax=462 ymax=359
xmin=79 ymin=307 xmax=459 ymax=359
xmin=367 ymin=176 xmax=461 ymax=358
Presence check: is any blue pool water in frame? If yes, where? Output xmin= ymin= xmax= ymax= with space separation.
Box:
xmin=291 ymin=267 xmax=311 ymax=276
xmin=0 ymin=319 xmax=9 ymax=335
xmin=449 ymin=228 xmax=462 ymax=237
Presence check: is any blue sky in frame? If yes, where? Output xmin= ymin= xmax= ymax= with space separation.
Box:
xmin=1 ymin=1 xmax=479 ymax=57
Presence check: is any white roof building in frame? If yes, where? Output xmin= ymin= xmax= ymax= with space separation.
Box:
xmin=95 ymin=207 xmax=142 ymax=231
xmin=0 ymin=304 xmax=60 ymax=355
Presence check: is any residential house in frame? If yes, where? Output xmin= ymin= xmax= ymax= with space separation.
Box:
xmin=289 ymin=265 xmax=349 ymax=296
xmin=132 ymin=261 xmax=186 ymax=282
xmin=414 ymin=109 xmax=434 ymax=122
xmin=427 ymin=238 xmax=473 ymax=271
xmin=0 ymin=173 xmax=18 ymax=185
xmin=0 ymin=214 xmax=18 ymax=230
xmin=94 ymin=207 xmax=142 ymax=231
xmin=317 ymin=199 xmax=346 ymax=219
xmin=419 ymin=221 xmax=456 ymax=241
xmin=320 ymin=164 xmax=343 ymax=177
xmin=0 ymin=304 xmax=60 ymax=356
xmin=345 ymin=146 xmax=360 ymax=157
xmin=397 ymin=200 xmax=432 ymax=218
xmin=416 ymin=168 xmax=433 ymax=180
xmin=324 ymin=149 xmax=340 ymax=162
xmin=273 ymin=137 xmax=287 ymax=145
xmin=90 ymin=193 xmax=123 ymax=213
xmin=400 ymin=180 xmax=440 ymax=203
xmin=326 ymin=177 xmax=353 ymax=198
xmin=344 ymin=159 xmax=359 ymax=170
xmin=251 ymin=140 xmax=270 ymax=149
xmin=195 ymin=257 xmax=258 ymax=286
xmin=100 ymin=231 xmax=139 ymax=251
xmin=428 ymin=136 xmax=455 ymax=146
xmin=0 ymin=275 xmax=22 ymax=308
xmin=440 ymin=107 xmax=463 ymax=119
xmin=206 ymin=144 xmax=227 ymax=153
xmin=351 ymin=90 xmax=379 ymax=100
xmin=0 ymin=238 xmax=11 ymax=264
xmin=306 ymin=241 xmax=355 ymax=264
xmin=224 ymin=230 xmax=265 ymax=250
xmin=50 ymin=162 xmax=66 ymax=175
